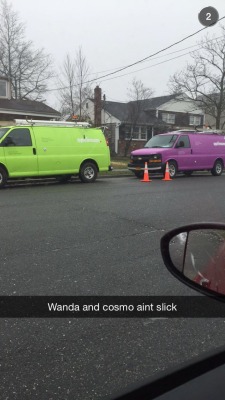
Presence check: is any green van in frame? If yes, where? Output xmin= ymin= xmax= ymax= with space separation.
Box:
xmin=0 ymin=120 xmax=112 ymax=188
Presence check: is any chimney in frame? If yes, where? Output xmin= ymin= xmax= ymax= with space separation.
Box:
xmin=94 ymin=86 xmax=102 ymax=126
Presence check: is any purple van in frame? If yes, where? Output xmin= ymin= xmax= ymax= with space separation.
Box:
xmin=128 ymin=131 xmax=225 ymax=178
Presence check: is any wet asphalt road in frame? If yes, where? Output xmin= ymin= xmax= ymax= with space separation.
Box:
xmin=1 ymin=174 xmax=225 ymax=400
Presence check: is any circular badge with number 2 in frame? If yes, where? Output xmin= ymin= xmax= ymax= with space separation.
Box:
xmin=198 ymin=7 xmax=219 ymax=27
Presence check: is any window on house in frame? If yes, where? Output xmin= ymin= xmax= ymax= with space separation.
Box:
xmin=132 ymin=126 xmax=138 ymax=139
xmin=140 ymin=126 xmax=147 ymax=140
xmin=125 ymin=125 xmax=147 ymax=140
xmin=125 ymin=126 xmax=131 ymax=139
xmin=189 ymin=115 xmax=201 ymax=126
xmin=0 ymin=80 xmax=7 ymax=97
xmin=3 ymin=129 xmax=32 ymax=146
xmin=161 ymin=113 xmax=175 ymax=124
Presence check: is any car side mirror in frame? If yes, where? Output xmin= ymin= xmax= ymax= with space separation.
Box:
xmin=160 ymin=223 xmax=225 ymax=301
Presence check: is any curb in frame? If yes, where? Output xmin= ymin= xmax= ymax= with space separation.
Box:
xmin=99 ymin=175 xmax=133 ymax=178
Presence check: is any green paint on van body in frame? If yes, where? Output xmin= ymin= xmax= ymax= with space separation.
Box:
xmin=0 ymin=125 xmax=111 ymax=185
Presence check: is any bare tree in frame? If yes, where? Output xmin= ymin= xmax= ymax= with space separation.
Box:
xmin=0 ymin=0 xmax=54 ymax=100
xmin=124 ymin=77 xmax=154 ymax=156
xmin=58 ymin=47 xmax=92 ymax=119
xmin=75 ymin=47 xmax=92 ymax=118
xmin=58 ymin=54 xmax=76 ymax=116
xmin=168 ymin=26 xmax=225 ymax=129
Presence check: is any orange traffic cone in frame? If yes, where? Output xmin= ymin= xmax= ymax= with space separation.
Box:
xmin=141 ymin=162 xmax=152 ymax=182
xmin=162 ymin=162 xmax=172 ymax=181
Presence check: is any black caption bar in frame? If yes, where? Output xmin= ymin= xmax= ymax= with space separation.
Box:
xmin=0 ymin=296 xmax=225 ymax=318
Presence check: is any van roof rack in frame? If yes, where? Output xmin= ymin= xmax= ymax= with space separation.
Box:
xmin=14 ymin=119 xmax=91 ymax=128
xmin=175 ymin=129 xmax=222 ymax=135
xmin=176 ymin=129 xmax=197 ymax=132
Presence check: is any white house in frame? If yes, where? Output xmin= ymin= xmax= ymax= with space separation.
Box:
xmin=79 ymin=87 xmax=205 ymax=155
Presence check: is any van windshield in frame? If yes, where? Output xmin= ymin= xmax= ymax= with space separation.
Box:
xmin=145 ymin=134 xmax=178 ymax=148
xmin=0 ymin=128 xmax=9 ymax=140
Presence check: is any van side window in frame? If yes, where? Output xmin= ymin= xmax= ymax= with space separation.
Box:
xmin=4 ymin=128 xmax=32 ymax=147
xmin=176 ymin=135 xmax=190 ymax=148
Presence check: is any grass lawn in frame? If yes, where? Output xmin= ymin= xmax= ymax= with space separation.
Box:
xmin=98 ymin=156 xmax=131 ymax=176
xmin=111 ymin=157 xmax=130 ymax=169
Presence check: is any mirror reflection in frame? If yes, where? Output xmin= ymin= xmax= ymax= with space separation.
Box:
xmin=169 ymin=229 xmax=225 ymax=295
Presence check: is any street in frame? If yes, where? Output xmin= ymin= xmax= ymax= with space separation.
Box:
xmin=1 ymin=174 xmax=225 ymax=399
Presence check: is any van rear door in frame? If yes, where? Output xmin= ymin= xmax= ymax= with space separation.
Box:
xmin=189 ymin=134 xmax=222 ymax=169
xmin=2 ymin=127 xmax=38 ymax=177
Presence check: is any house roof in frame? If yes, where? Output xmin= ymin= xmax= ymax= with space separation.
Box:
xmin=89 ymin=93 xmax=192 ymax=125
xmin=103 ymin=97 xmax=176 ymax=125
xmin=0 ymin=98 xmax=60 ymax=118
xmin=103 ymin=94 xmax=178 ymax=119
xmin=134 ymin=94 xmax=179 ymax=110
xmin=104 ymin=101 xmax=129 ymax=121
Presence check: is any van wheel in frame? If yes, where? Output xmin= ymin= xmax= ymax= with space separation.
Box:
xmin=0 ymin=167 xmax=7 ymax=188
xmin=168 ymin=162 xmax=177 ymax=178
xmin=79 ymin=162 xmax=98 ymax=183
xmin=211 ymin=160 xmax=223 ymax=176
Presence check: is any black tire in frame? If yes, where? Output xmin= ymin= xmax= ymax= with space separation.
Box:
xmin=57 ymin=175 xmax=71 ymax=183
xmin=0 ymin=167 xmax=7 ymax=188
xmin=79 ymin=162 xmax=98 ymax=183
xmin=211 ymin=160 xmax=223 ymax=176
xmin=134 ymin=171 xmax=144 ymax=179
xmin=184 ymin=171 xmax=193 ymax=177
xmin=168 ymin=161 xmax=177 ymax=178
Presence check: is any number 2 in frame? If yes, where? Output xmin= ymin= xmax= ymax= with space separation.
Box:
xmin=206 ymin=12 xmax=211 ymax=20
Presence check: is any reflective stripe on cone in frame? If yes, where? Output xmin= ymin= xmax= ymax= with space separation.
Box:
xmin=141 ymin=162 xmax=152 ymax=182
xmin=162 ymin=162 xmax=172 ymax=181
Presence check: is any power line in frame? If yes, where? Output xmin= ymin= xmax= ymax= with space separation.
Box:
xmin=47 ymin=16 xmax=225 ymax=92
xmin=80 ymin=16 xmax=225 ymax=83
xmin=96 ymin=51 xmax=200 ymax=83
xmin=54 ymin=44 xmax=221 ymax=88
xmin=85 ymin=35 xmax=224 ymax=76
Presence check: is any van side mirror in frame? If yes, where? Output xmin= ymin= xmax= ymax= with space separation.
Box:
xmin=160 ymin=223 xmax=225 ymax=300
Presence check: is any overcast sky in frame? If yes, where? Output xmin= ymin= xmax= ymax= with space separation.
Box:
xmin=13 ymin=0 xmax=225 ymax=110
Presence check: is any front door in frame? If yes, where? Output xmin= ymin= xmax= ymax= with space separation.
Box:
xmin=2 ymin=128 xmax=38 ymax=177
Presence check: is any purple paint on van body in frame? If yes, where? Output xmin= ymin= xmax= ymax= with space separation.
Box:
xmin=128 ymin=131 xmax=225 ymax=177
